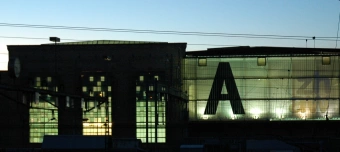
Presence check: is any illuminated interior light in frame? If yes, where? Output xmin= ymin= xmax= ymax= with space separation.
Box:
xmin=299 ymin=111 xmax=308 ymax=119
xmin=302 ymin=113 xmax=306 ymax=119
xmin=250 ymin=108 xmax=262 ymax=119
xmin=250 ymin=108 xmax=262 ymax=115
xmin=275 ymin=108 xmax=286 ymax=119
xmin=202 ymin=115 xmax=209 ymax=120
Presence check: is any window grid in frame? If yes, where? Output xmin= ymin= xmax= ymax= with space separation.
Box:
xmin=30 ymin=77 xmax=58 ymax=143
xmin=184 ymin=57 xmax=340 ymax=121
xmin=136 ymin=78 xmax=166 ymax=143
xmin=83 ymin=75 xmax=112 ymax=136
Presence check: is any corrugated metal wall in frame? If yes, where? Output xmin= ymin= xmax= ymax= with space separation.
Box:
xmin=183 ymin=56 xmax=340 ymax=121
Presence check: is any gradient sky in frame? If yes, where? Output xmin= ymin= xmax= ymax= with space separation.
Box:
xmin=0 ymin=0 xmax=339 ymax=70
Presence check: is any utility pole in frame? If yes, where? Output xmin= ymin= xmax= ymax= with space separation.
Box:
xmin=154 ymin=78 xmax=158 ymax=144
xmin=146 ymin=81 xmax=149 ymax=145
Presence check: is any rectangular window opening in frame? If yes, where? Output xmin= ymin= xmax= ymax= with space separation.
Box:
xmin=322 ymin=56 xmax=331 ymax=65
xmin=82 ymin=86 xmax=87 ymax=92
xmin=198 ymin=58 xmax=207 ymax=66
xmin=47 ymin=77 xmax=52 ymax=83
xmin=257 ymin=57 xmax=266 ymax=66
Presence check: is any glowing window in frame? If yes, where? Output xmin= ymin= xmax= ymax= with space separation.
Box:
xmin=29 ymin=108 xmax=58 ymax=143
xmin=257 ymin=57 xmax=266 ymax=66
xmin=66 ymin=96 xmax=70 ymax=107
xmin=108 ymin=86 xmax=111 ymax=92
xmin=139 ymin=76 xmax=144 ymax=82
xmin=82 ymin=86 xmax=87 ymax=92
xmin=47 ymin=77 xmax=52 ymax=83
xmin=97 ymin=81 xmax=101 ymax=86
xmin=154 ymin=75 xmax=159 ymax=80
xmin=136 ymin=86 xmax=141 ymax=91
xmin=100 ymin=76 xmax=105 ymax=81
xmin=198 ymin=58 xmax=207 ymax=66
xmin=322 ymin=56 xmax=331 ymax=65
xmin=157 ymin=132 xmax=165 ymax=137
xmin=36 ymin=77 xmax=41 ymax=82
xmin=158 ymin=138 xmax=166 ymax=143
xmin=89 ymin=76 xmax=94 ymax=82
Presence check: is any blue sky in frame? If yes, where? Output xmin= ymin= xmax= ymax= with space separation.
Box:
xmin=0 ymin=0 xmax=339 ymax=69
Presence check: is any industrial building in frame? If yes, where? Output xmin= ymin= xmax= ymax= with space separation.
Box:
xmin=1 ymin=40 xmax=340 ymax=151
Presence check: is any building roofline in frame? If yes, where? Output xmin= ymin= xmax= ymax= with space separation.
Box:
xmin=6 ymin=40 xmax=186 ymax=47
xmin=185 ymin=46 xmax=340 ymax=57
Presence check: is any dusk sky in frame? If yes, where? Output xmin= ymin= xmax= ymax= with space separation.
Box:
xmin=0 ymin=0 xmax=339 ymax=70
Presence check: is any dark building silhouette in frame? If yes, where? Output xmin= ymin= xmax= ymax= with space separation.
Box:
xmin=1 ymin=41 xmax=340 ymax=151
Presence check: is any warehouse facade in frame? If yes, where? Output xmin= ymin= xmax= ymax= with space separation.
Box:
xmin=183 ymin=47 xmax=340 ymax=121
xmin=2 ymin=42 xmax=340 ymax=151
xmin=2 ymin=40 xmax=188 ymax=150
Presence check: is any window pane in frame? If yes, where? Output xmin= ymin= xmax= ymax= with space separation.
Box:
xmin=198 ymin=58 xmax=207 ymax=66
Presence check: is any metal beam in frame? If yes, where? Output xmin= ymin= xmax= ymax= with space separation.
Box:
xmin=0 ymin=83 xmax=107 ymax=102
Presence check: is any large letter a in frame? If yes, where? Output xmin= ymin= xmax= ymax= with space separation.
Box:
xmin=204 ymin=62 xmax=245 ymax=114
